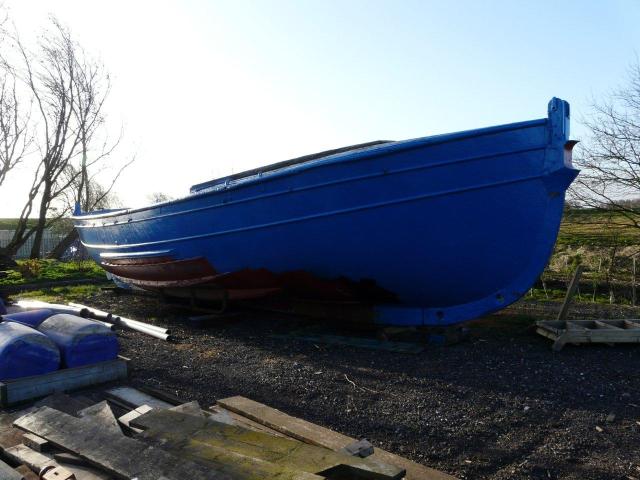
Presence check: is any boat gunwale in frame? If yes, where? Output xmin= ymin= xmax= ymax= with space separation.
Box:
xmin=73 ymin=117 xmax=548 ymax=222
xmin=78 ymin=170 xmax=553 ymax=250
xmin=74 ymin=143 xmax=551 ymax=231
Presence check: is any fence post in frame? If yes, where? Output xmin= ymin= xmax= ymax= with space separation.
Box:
xmin=633 ymin=256 xmax=637 ymax=307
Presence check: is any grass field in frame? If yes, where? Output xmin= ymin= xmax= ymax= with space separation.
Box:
xmin=558 ymin=209 xmax=640 ymax=246
xmin=0 ymin=259 xmax=106 ymax=286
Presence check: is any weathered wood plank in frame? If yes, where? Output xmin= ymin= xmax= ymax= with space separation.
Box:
xmin=21 ymin=433 xmax=49 ymax=452
xmin=141 ymin=431 xmax=322 ymax=480
xmin=132 ymin=408 xmax=405 ymax=479
xmin=169 ymin=401 xmax=205 ymax=418
xmin=105 ymin=386 xmax=172 ymax=409
xmin=118 ymin=405 xmax=153 ymax=434
xmin=34 ymin=392 xmax=92 ymax=416
xmin=218 ymin=396 xmax=458 ymax=480
xmin=13 ymin=406 xmax=231 ymax=480
xmin=3 ymin=444 xmax=55 ymax=473
xmin=0 ymin=360 xmax=127 ymax=407
xmin=78 ymin=401 xmax=122 ymax=435
xmin=595 ymin=320 xmax=622 ymax=330
xmin=15 ymin=465 xmax=38 ymax=480
xmin=557 ymin=265 xmax=583 ymax=321
xmin=210 ymin=405 xmax=287 ymax=437
xmin=0 ymin=458 xmax=24 ymax=480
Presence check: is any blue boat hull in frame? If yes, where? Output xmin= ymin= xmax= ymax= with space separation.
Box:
xmin=73 ymin=98 xmax=578 ymax=326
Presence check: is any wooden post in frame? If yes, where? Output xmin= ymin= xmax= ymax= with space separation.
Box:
xmin=633 ymin=256 xmax=637 ymax=307
xmin=557 ymin=265 xmax=584 ymax=322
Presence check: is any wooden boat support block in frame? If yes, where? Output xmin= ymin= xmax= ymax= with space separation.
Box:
xmin=217 ymin=396 xmax=458 ymax=480
xmin=0 ymin=359 xmax=128 ymax=407
xmin=0 ymin=458 xmax=24 ymax=480
xmin=13 ymin=407 xmax=232 ymax=480
xmin=131 ymin=409 xmax=405 ymax=479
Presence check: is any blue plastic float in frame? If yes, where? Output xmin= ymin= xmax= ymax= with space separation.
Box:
xmin=37 ymin=314 xmax=119 ymax=368
xmin=0 ymin=322 xmax=60 ymax=380
xmin=3 ymin=309 xmax=55 ymax=328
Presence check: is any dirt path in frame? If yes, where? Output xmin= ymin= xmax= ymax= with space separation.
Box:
xmin=49 ymin=292 xmax=640 ymax=479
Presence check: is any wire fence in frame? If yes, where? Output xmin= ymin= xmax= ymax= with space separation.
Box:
xmin=0 ymin=230 xmax=66 ymax=259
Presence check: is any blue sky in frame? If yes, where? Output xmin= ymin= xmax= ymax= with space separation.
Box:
xmin=1 ymin=0 xmax=639 ymax=215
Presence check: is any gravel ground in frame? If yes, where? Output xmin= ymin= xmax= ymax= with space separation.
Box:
xmin=71 ymin=292 xmax=640 ymax=479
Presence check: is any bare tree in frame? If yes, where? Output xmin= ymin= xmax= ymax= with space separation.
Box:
xmin=570 ymin=61 xmax=640 ymax=229
xmin=147 ymin=192 xmax=174 ymax=204
xmin=47 ymin=161 xmax=129 ymax=259
xmin=0 ymin=16 xmax=129 ymax=259
xmin=0 ymin=69 xmax=30 ymax=187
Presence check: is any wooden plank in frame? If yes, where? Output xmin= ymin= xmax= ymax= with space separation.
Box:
xmin=169 ymin=401 xmax=205 ymax=418
xmin=566 ymin=321 xmax=588 ymax=330
xmin=623 ymin=319 xmax=640 ymax=329
xmin=535 ymin=328 xmax=558 ymax=341
xmin=118 ymin=405 xmax=153 ymax=434
xmin=209 ymin=406 xmax=288 ymax=437
xmin=0 ymin=359 xmax=127 ymax=407
xmin=3 ymin=444 xmax=56 ymax=473
xmin=0 ymin=458 xmax=24 ymax=480
xmin=595 ymin=320 xmax=622 ymax=330
xmin=78 ymin=401 xmax=122 ymax=435
xmin=132 ymin=409 xmax=405 ymax=479
xmin=34 ymin=392 xmax=92 ymax=416
xmin=105 ymin=386 xmax=173 ymax=409
xmin=217 ymin=396 xmax=458 ymax=480
xmin=15 ymin=465 xmax=39 ymax=480
xmin=140 ymin=428 xmax=322 ymax=480
xmin=13 ymin=406 xmax=229 ymax=480
xmin=557 ymin=265 xmax=584 ymax=321
xmin=21 ymin=433 xmax=49 ymax=452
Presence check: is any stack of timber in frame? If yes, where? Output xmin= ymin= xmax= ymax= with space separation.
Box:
xmin=536 ymin=319 xmax=640 ymax=351
xmin=0 ymin=386 xmax=457 ymax=479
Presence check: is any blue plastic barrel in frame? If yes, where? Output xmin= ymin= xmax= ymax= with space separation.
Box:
xmin=3 ymin=309 xmax=54 ymax=328
xmin=0 ymin=322 xmax=60 ymax=380
xmin=38 ymin=314 xmax=119 ymax=368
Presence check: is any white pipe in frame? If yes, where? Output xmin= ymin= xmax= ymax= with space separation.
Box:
xmin=113 ymin=317 xmax=171 ymax=340
xmin=68 ymin=303 xmax=113 ymax=321
xmin=67 ymin=303 xmax=170 ymax=335
xmin=114 ymin=315 xmax=170 ymax=335
xmin=15 ymin=300 xmax=84 ymax=316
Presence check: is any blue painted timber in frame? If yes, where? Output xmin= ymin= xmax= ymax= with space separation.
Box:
xmin=73 ymin=98 xmax=578 ymax=326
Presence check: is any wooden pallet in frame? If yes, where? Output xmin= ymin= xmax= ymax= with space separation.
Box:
xmin=536 ymin=319 xmax=640 ymax=351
